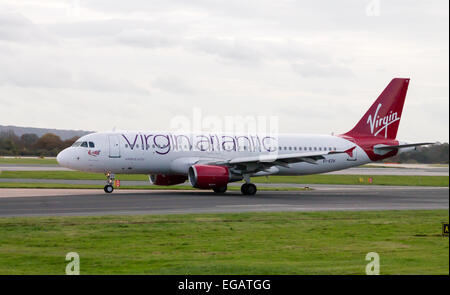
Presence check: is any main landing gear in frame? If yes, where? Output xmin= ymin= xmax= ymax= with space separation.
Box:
xmin=104 ymin=172 xmax=115 ymax=193
xmin=241 ymin=183 xmax=257 ymax=195
xmin=240 ymin=175 xmax=257 ymax=195
xmin=211 ymin=175 xmax=257 ymax=195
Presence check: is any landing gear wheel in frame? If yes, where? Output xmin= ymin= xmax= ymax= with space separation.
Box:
xmin=213 ymin=186 xmax=227 ymax=193
xmin=104 ymin=172 xmax=115 ymax=193
xmin=241 ymin=183 xmax=257 ymax=195
xmin=104 ymin=185 xmax=114 ymax=193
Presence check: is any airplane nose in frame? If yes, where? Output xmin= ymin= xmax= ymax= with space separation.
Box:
xmin=56 ymin=149 xmax=69 ymax=167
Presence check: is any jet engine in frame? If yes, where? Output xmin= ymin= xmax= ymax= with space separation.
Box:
xmin=188 ymin=165 xmax=242 ymax=189
xmin=149 ymin=174 xmax=188 ymax=186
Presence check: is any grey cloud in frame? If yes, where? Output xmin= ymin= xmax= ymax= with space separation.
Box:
xmin=116 ymin=29 xmax=177 ymax=48
xmin=0 ymin=12 xmax=54 ymax=43
xmin=0 ymin=0 xmax=447 ymax=142
xmin=292 ymin=61 xmax=354 ymax=78
xmin=0 ymin=57 xmax=147 ymax=94
xmin=152 ymin=76 xmax=195 ymax=94
xmin=190 ymin=37 xmax=262 ymax=65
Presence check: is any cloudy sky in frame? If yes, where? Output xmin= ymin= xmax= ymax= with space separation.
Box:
xmin=0 ymin=0 xmax=448 ymax=142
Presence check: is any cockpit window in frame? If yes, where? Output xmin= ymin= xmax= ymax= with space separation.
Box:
xmin=80 ymin=141 xmax=88 ymax=147
xmin=72 ymin=141 xmax=82 ymax=147
xmin=89 ymin=142 xmax=95 ymax=148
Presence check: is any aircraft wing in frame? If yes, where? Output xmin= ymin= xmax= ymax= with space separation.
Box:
xmin=206 ymin=147 xmax=355 ymax=174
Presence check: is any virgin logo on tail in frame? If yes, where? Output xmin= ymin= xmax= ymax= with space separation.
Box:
xmin=366 ymin=103 xmax=400 ymax=138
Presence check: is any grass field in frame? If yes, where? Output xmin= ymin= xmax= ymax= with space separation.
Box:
xmin=0 ymin=210 xmax=447 ymax=275
xmin=0 ymin=171 xmax=447 ymax=187
xmin=0 ymin=157 xmax=57 ymax=165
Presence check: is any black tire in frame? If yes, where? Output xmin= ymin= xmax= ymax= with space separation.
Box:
xmin=104 ymin=185 xmax=114 ymax=193
xmin=241 ymin=183 xmax=249 ymax=194
xmin=246 ymin=183 xmax=257 ymax=195
xmin=213 ymin=186 xmax=227 ymax=193
xmin=241 ymin=183 xmax=257 ymax=195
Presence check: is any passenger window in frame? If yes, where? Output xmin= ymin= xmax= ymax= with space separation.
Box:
xmin=89 ymin=142 xmax=95 ymax=148
xmin=289 ymin=147 xmax=292 ymax=150
xmin=319 ymin=147 xmax=322 ymax=151
xmin=81 ymin=142 xmax=88 ymax=147
xmin=299 ymin=147 xmax=302 ymax=151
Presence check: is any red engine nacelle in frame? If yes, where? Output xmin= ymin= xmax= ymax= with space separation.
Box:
xmin=149 ymin=174 xmax=187 ymax=186
xmin=188 ymin=165 xmax=231 ymax=189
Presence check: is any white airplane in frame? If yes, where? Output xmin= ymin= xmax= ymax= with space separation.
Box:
xmin=57 ymin=78 xmax=432 ymax=195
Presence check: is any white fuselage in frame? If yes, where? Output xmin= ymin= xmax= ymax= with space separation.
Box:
xmin=57 ymin=131 xmax=371 ymax=176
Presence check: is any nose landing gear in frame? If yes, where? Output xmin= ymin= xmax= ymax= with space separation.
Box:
xmin=104 ymin=172 xmax=115 ymax=193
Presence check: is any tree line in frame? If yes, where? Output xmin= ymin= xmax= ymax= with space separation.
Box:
xmin=0 ymin=130 xmax=78 ymax=157
xmin=383 ymin=143 xmax=449 ymax=164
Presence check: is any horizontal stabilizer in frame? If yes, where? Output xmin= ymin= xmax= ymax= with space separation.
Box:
xmin=374 ymin=142 xmax=435 ymax=150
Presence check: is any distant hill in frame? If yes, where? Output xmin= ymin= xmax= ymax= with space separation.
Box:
xmin=0 ymin=125 xmax=93 ymax=140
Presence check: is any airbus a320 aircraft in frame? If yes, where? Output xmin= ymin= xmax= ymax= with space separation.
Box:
xmin=57 ymin=78 xmax=432 ymax=195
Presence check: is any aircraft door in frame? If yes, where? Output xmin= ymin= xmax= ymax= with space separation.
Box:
xmin=108 ymin=135 xmax=121 ymax=158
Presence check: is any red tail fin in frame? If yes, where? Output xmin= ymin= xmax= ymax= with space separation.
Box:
xmin=343 ymin=78 xmax=410 ymax=139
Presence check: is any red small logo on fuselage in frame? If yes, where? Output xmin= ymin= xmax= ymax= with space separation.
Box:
xmin=345 ymin=146 xmax=356 ymax=157
xmin=88 ymin=150 xmax=101 ymax=157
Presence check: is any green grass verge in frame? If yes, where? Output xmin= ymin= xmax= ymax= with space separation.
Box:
xmin=0 ymin=157 xmax=57 ymax=165
xmin=0 ymin=210 xmax=447 ymax=274
xmin=0 ymin=182 xmax=310 ymax=191
xmin=0 ymin=171 xmax=448 ymax=186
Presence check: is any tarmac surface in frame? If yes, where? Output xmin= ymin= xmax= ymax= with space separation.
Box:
xmin=0 ymin=186 xmax=447 ymax=217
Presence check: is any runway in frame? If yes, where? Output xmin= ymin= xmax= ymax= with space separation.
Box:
xmin=0 ymin=186 xmax=447 ymax=217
